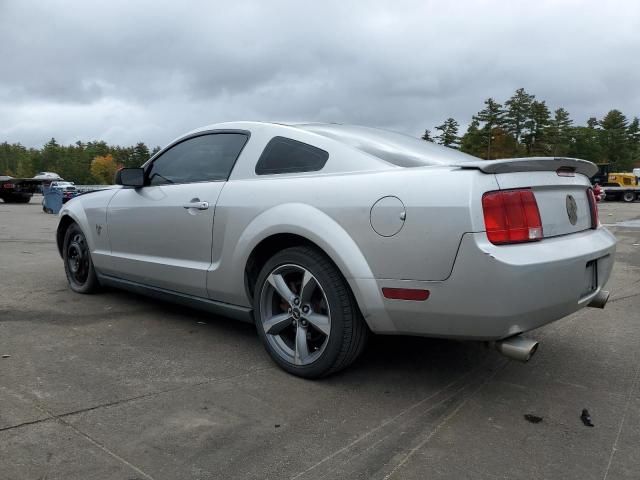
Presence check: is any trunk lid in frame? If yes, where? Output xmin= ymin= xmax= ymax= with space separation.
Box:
xmin=460 ymin=157 xmax=596 ymax=238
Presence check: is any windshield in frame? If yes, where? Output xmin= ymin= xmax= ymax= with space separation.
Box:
xmin=299 ymin=124 xmax=478 ymax=167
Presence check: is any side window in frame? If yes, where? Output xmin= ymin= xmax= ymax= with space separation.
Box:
xmin=255 ymin=136 xmax=329 ymax=175
xmin=147 ymin=133 xmax=248 ymax=185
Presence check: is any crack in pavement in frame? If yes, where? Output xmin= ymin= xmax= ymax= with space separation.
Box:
xmin=0 ymin=307 xmax=153 ymax=324
xmin=289 ymin=357 xmax=507 ymax=480
xmin=55 ymin=416 xmax=156 ymax=480
xmin=602 ymin=362 xmax=640 ymax=480
xmin=0 ymin=239 xmax=56 ymax=244
xmin=609 ymin=292 xmax=640 ymax=303
xmin=0 ymin=365 xmax=273 ymax=435
xmin=382 ymin=363 xmax=505 ymax=480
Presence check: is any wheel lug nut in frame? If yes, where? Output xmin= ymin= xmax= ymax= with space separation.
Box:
xmin=302 ymin=305 xmax=309 ymax=313
xmin=294 ymin=298 xmax=300 ymax=306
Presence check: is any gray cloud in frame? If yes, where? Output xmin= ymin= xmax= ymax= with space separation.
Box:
xmin=1 ymin=0 xmax=639 ymax=148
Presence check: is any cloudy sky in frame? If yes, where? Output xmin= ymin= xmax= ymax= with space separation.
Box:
xmin=1 ymin=0 xmax=639 ymax=148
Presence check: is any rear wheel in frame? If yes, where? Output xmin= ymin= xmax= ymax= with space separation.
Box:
xmin=63 ymin=224 xmax=99 ymax=293
xmin=253 ymin=246 xmax=368 ymax=378
xmin=623 ymin=191 xmax=636 ymax=203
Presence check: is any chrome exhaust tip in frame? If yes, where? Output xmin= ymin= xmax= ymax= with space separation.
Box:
xmin=492 ymin=335 xmax=539 ymax=362
xmin=588 ymin=290 xmax=610 ymax=309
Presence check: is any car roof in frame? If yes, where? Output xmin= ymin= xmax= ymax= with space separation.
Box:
xmin=172 ymin=121 xmax=477 ymax=169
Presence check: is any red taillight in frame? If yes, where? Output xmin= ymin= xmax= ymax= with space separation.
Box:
xmin=482 ymin=189 xmax=543 ymax=245
xmin=587 ymin=188 xmax=599 ymax=229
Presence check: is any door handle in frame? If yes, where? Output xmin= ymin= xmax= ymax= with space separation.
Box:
xmin=183 ymin=201 xmax=209 ymax=210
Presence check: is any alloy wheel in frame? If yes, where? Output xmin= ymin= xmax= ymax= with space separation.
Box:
xmin=259 ymin=264 xmax=331 ymax=366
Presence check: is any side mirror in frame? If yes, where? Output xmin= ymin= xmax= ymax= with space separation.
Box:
xmin=115 ymin=168 xmax=145 ymax=187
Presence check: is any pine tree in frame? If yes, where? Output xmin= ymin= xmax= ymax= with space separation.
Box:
xmin=523 ymin=100 xmax=551 ymax=156
xmin=434 ymin=118 xmax=460 ymax=148
xmin=41 ymin=138 xmax=62 ymax=173
xmin=130 ymin=142 xmax=150 ymax=166
xmin=459 ymin=119 xmax=485 ymax=157
xmin=489 ymin=127 xmax=519 ymax=159
xmin=421 ymin=129 xmax=434 ymax=142
xmin=15 ymin=153 xmax=33 ymax=177
xmin=627 ymin=117 xmax=640 ymax=166
xmin=567 ymin=117 xmax=602 ymax=162
xmin=474 ymin=98 xmax=505 ymax=131
xmin=473 ymin=98 xmax=505 ymax=159
xmin=600 ymin=110 xmax=630 ymax=168
xmin=504 ymin=88 xmax=534 ymax=143
xmin=547 ymin=108 xmax=573 ymax=156
xmin=0 ymin=142 xmax=31 ymax=177
xmin=111 ymin=146 xmax=134 ymax=168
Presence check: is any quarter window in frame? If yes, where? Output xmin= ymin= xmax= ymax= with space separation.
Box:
xmin=255 ymin=136 xmax=329 ymax=175
xmin=147 ymin=133 xmax=248 ymax=185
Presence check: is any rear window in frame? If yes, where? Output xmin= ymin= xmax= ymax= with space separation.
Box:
xmin=255 ymin=137 xmax=329 ymax=175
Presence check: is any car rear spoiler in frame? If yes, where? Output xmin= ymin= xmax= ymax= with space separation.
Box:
xmin=455 ymin=157 xmax=597 ymax=178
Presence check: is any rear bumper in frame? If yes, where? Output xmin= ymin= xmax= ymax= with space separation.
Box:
xmin=357 ymin=227 xmax=617 ymax=339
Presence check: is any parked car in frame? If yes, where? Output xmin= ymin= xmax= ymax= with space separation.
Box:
xmin=33 ymin=171 xmax=62 ymax=181
xmin=50 ymin=181 xmax=74 ymax=188
xmin=56 ymin=122 xmax=616 ymax=377
xmin=50 ymin=181 xmax=77 ymax=203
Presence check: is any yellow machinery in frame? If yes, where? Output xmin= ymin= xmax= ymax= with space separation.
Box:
xmin=607 ymin=172 xmax=638 ymax=187
xmin=593 ymin=164 xmax=640 ymax=202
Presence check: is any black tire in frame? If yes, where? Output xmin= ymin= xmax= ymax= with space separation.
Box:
xmin=253 ymin=246 xmax=368 ymax=378
xmin=623 ymin=191 xmax=636 ymax=203
xmin=1 ymin=194 xmax=30 ymax=203
xmin=63 ymin=223 xmax=100 ymax=293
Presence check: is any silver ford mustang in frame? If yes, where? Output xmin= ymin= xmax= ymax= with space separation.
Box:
xmin=57 ymin=122 xmax=616 ymax=377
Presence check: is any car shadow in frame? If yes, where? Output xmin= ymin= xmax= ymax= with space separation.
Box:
xmin=65 ymin=286 xmax=498 ymax=384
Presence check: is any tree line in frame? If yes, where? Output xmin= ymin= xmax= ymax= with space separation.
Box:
xmin=423 ymin=88 xmax=640 ymax=170
xmin=0 ymin=139 xmax=160 ymax=184
xmin=2 ymin=88 xmax=639 ymax=184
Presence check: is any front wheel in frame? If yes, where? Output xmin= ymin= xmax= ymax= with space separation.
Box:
xmin=623 ymin=191 xmax=636 ymax=203
xmin=63 ymin=223 xmax=100 ymax=293
xmin=253 ymin=246 xmax=368 ymax=378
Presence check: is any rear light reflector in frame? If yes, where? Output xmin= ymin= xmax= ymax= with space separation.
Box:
xmin=587 ymin=188 xmax=599 ymax=229
xmin=382 ymin=288 xmax=430 ymax=301
xmin=482 ymin=189 xmax=543 ymax=245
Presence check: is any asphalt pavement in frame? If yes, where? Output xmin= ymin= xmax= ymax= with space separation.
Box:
xmin=1 ymin=196 xmax=639 ymax=480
